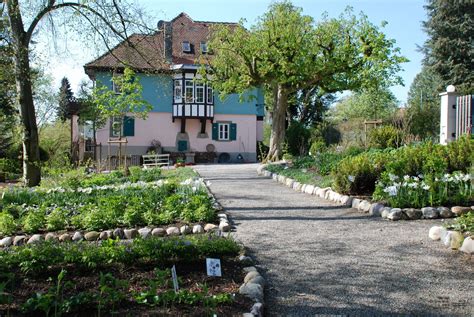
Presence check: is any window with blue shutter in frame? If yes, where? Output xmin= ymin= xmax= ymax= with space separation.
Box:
xmin=123 ymin=116 xmax=135 ymax=137
xmin=213 ymin=122 xmax=237 ymax=141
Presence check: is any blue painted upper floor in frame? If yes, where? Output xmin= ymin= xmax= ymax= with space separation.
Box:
xmin=96 ymin=72 xmax=265 ymax=117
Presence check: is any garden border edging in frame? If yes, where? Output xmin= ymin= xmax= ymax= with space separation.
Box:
xmin=199 ymin=171 xmax=266 ymax=317
xmin=257 ymin=163 xmax=471 ymax=221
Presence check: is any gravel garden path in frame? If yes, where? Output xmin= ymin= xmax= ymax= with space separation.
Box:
xmin=194 ymin=164 xmax=473 ymax=317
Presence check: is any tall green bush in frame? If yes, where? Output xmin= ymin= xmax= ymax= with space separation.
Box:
xmin=332 ymin=150 xmax=390 ymax=195
xmin=285 ymin=121 xmax=311 ymax=156
xmin=332 ymin=136 xmax=473 ymax=197
xmin=367 ymin=125 xmax=404 ymax=149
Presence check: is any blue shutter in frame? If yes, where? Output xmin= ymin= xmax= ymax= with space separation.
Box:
xmin=177 ymin=140 xmax=188 ymax=152
xmin=230 ymin=123 xmax=237 ymax=141
xmin=212 ymin=123 xmax=218 ymax=140
xmin=123 ymin=116 xmax=135 ymax=137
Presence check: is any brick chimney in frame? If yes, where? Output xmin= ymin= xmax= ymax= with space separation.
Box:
xmin=157 ymin=20 xmax=172 ymax=62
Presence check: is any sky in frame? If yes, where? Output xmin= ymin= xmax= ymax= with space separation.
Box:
xmin=37 ymin=0 xmax=428 ymax=105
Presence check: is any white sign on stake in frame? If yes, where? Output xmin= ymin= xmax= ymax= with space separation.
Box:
xmin=171 ymin=265 xmax=179 ymax=293
xmin=206 ymin=258 xmax=222 ymax=277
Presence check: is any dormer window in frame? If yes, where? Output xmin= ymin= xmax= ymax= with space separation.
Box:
xmin=200 ymin=42 xmax=208 ymax=54
xmin=182 ymin=41 xmax=191 ymax=53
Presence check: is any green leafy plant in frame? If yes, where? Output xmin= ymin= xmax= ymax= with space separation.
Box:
xmin=0 ymin=212 xmax=17 ymax=236
xmin=367 ymin=125 xmax=404 ymax=149
xmin=448 ymin=211 xmax=474 ymax=234
xmin=332 ymin=150 xmax=390 ymax=195
xmin=97 ymin=272 xmax=128 ymax=316
xmin=0 ymin=236 xmax=240 ymax=277
xmin=46 ymin=207 xmax=69 ymax=231
xmin=22 ymin=209 xmax=46 ymax=233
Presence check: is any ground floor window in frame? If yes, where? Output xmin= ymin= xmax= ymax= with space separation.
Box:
xmin=212 ymin=122 xmax=237 ymax=141
xmin=218 ymin=123 xmax=230 ymax=140
xmin=110 ymin=116 xmax=135 ymax=137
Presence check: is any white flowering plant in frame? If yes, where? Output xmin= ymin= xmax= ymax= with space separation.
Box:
xmin=373 ymin=171 xmax=473 ymax=208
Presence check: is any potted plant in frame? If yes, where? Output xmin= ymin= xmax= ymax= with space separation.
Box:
xmin=175 ymin=158 xmax=185 ymax=168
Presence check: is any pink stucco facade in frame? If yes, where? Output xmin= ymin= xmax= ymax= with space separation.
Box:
xmin=93 ymin=113 xmax=260 ymax=162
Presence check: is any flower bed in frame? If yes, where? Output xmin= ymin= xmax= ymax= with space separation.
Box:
xmin=0 ymin=168 xmax=218 ymax=237
xmin=261 ymin=137 xmax=473 ymax=219
xmin=0 ymin=235 xmax=255 ymax=315
xmin=259 ymin=165 xmax=473 ymax=221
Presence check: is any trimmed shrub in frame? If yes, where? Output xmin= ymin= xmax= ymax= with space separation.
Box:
xmin=367 ymin=125 xmax=404 ymax=149
xmin=332 ymin=150 xmax=390 ymax=195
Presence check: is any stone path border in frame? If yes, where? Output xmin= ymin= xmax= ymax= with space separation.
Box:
xmin=201 ymin=173 xmax=266 ymax=317
xmin=237 ymin=256 xmax=265 ymax=317
xmin=258 ymin=164 xmax=473 ymax=221
xmin=428 ymin=225 xmax=473 ymax=255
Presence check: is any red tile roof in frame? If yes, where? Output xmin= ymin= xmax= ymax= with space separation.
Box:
xmin=84 ymin=13 xmax=237 ymax=77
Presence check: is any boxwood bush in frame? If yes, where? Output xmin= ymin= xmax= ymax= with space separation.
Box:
xmin=332 ymin=136 xmax=473 ymax=199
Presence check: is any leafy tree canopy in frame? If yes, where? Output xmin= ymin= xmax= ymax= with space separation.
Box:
xmin=92 ymin=67 xmax=152 ymax=138
xmin=204 ymin=1 xmax=407 ymax=160
xmin=329 ymin=87 xmax=399 ymax=123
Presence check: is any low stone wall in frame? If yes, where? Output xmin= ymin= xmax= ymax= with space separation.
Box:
xmin=0 ymin=222 xmax=229 ymax=248
xmin=257 ymin=164 xmax=473 ymax=221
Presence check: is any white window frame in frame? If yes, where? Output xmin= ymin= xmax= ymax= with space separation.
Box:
xmin=218 ymin=123 xmax=230 ymax=141
xmin=207 ymin=86 xmax=213 ymax=104
xmin=200 ymin=42 xmax=208 ymax=53
xmin=195 ymin=81 xmax=205 ymax=103
xmin=174 ymin=80 xmax=183 ymax=103
xmin=112 ymin=75 xmax=122 ymax=94
xmin=182 ymin=41 xmax=191 ymax=52
xmin=111 ymin=117 xmax=122 ymax=137
xmin=185 ymin=80 xmax=194 ymax=103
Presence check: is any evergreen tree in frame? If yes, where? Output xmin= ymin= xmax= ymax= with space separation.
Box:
xmin=422 ymin=0 xmax=474 ymax=93
xmin=405 ymin=66 xmax=444 ymax=140
xmin=56 ymin=77 xmax=74 ymax=121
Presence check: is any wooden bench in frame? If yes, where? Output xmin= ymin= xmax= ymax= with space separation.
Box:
xmin=142 ymin=154 xmax=170 ymax=169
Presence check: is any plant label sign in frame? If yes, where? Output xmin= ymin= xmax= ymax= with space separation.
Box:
xmin=171 ymin=265 xmax=179 ymax=293
xmin=206 ymin=258 xmax=222 ymax=277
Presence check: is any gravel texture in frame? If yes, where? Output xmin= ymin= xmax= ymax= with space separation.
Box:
xmin=195 ymin=164 xmax=474 ymax=317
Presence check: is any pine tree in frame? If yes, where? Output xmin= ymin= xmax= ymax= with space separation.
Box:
xmin=56 ymin=77 xmax=74 ymax=121
xmin=405 ymin=66 xmax=444 ymax=139
xmin=422 ymin=0 xmax=474 ymax=93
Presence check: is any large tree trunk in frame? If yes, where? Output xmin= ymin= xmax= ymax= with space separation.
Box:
xmin=267 ymin=84 xmax=289 ymax=161
xmin=7 ymin=0 xmax=41 ymax=186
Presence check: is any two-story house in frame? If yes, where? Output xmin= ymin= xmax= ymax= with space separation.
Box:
xmin=73 ymin=12 xmax=264 ymax=164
